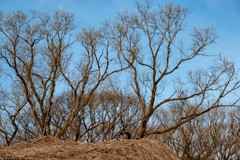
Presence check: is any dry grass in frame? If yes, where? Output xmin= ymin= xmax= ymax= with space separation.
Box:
xmin=0 ymin=136 xmax=180 ymax=160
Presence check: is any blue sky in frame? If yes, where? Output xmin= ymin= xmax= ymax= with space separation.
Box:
xmin=0 ymin=0 xmax=239 ymax=65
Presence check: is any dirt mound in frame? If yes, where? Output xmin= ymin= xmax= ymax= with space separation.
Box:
xmin=0 ymin=136 xmax=180 ymax=160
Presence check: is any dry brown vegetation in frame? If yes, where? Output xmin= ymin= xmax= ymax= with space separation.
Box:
xmin=0 ymin=1 xmax=240 ymax=159
xmin=0 ymin=136 xmax=180 ymax=160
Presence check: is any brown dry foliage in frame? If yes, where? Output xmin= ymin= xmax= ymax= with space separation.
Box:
xmin=0 ymin=136 xmax=180 ymax=160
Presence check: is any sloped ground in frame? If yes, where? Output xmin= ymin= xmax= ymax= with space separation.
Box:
xmin=0 ymin=136 xmax=180 ymax=160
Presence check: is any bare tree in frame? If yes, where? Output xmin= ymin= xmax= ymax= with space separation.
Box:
xmin=0 ymin=10 xmax=75 ymax=136
xmin=111 ymin=1 xmax=240 ymax=138
xmin=0 ymin=84 xmax=25 ymax=145
xmin=152 ymin=103 xmax=240 ymax=160
xmin=214 ymin=108 xmax=240 ymax=160
xmin=0 ymin=9 xmax=129 ymax=141
xmin=0 ymin=3 xmax=239 ymax=155
xmin=55 ymin=23 xmax=130 ymax=138
xmin=52 ymin=79 xmax=140 ymax=141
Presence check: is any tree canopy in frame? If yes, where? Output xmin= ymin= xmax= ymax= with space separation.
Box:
xmin=0 ymin=1 xmax=239 ymax=159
